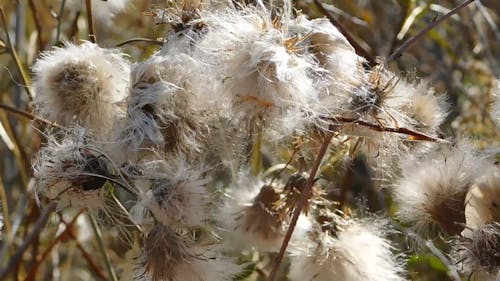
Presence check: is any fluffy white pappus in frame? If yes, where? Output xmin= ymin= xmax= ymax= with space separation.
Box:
xmin=292 ymin=15 xmax=362 ymax=82
xmin=138 ymin=224 xmax=239 ymax=281
xmin=289 ymin=218 xmax=406 ymax=281
xmin=132 ymin=160 xmax=213 ymax=228
xmin=63 ymin=0 xmax=130 ymax=26
xmin=118 ymin=55 xmax=209 ymax=160
xmin=464 ymin=164 xmax=500 ymax=231
xmin=33 ymin=128 xmax=114 ymax=209
xmin=394 ymin=142 xmax=488 ymax=236
xmin=32 ymin=42 xmax=129 ymax=138
xmin=196 ymin=5 xmax=322 ymax=132
xmin=453 ymin=223 xmax=500 ymax=281
xmin=219 ymin=172 xmax=312 ymax=251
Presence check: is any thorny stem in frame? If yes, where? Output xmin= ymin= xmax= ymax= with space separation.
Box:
xmin=386 ymin=0 xmax=477 ymax=63
xmin=0 ymin=7 xmax=34 ymax=101
xmin=321 ymin=115 xmax=449 ymax=143
xmin=0 ymin=202 xmax=57 ymax=280
xmin=88 ymin=213 xmax=118 ymax=281
xmin=115 ymin=37 xmax=164 ymax=47
xmin=313 ymin=0 xmax=376 ymax=66
xmin=85 ymin=0 xmax=96 ymax=43
xmin=267 ymin=131 xmax=334 ymax=281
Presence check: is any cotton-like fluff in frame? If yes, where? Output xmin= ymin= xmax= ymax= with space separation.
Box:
xmin=465 ymin=165 xmax=500 ymax=230
xmin=137 ymin=224 xmax=239 ymax=281
xmin=33 ymin=128 xmax=115 ymax=209
xmin=289 ymin=217 xmax=405 ymax=281
xmin=32 ymin=42 xmax=129 ymax=138
xmin=63 ymin=0 xmax=130 ymax=26
xmin=196 ymin=4 xmax=322 ymax=133
xmin=132 ymin=161 xmax=212 ymax=228
xmin=394 ymin=143 xmax=487 ymax=236
xmin=220 ymin=172 xmax=314 ymax=251
xmin=118 ymin=55 xmax=209 ymax=161
xmin=453 ymin=223 xmax=500 ymax=281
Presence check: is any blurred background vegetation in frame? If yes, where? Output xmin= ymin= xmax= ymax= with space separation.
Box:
xmin=0 ymin=0 xmax=498 ymax=280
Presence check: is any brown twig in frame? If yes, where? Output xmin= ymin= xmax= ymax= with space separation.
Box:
xmin=0 ymin=103 xmax=66 ymax=130
xmin=386 ymin=0 xmax=477 ymax=63
xmin=313 ymin=0 xmax=376 ymax=66
xmin=24 ymin=210 xmax=85 ymax=281
xmin=27 ymin=0 xmax=44 ymax=51
xmin=321 ymin=116 xmax=449 ymax=143
xmin=84 ymin=0 xmax=96 ymax=43
xmin=115 ymin=37 xmax=164 ymax=47
xmin=0 ymin=202 xmax=57 ymax=280
xmin=267 ymin=131 xmax=334 ymax=281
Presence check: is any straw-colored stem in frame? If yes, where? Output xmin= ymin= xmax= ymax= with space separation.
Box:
xmin=88 ymin=213 xmax=118 ymax=281
xmin=0 ymin=7 xmax=34 ymax=102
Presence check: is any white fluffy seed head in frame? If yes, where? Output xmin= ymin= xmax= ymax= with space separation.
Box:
xmin=220 ymin=172 xmax=313 ymax=251
xmin=453 ymin=223 xmax=500 ymax=281
xmin=289 ymin=218 xmax=405 ymax=281
xmin=394 ymin=142 xmax=488 ymax=236
xmin=117 ymin=55 xmax=210 ymax=161
xmin=465 ymin=164 xmax=500 ymax=231
xmin=132 ymin=159 xmax=213 ymax=228
xmin=138 ymin=224 xmax=239 ymax=281
xmin=195 ymin=4 xmax=322 ymax=133
xmin=33 ymin=128 xmax=111 ymax=209
xmin=32 ymin=42 xmax=129 ymax=138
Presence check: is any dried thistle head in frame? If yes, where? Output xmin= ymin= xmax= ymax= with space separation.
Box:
xmin=118 ymin=56 xmax=210 ymax=160
xmin=34 ymin=128 xmax=115 ymax=209
xmin=289 ymin=217 xmax=406 ymax=281
xmin=454 ymin=223 xmax=500 ymax=280
xmin=140 ymin=224 xmax=191 ymax=281
xmin=32 ymin=42 xmax=129 ymax=138
xmin=394 ymin=142 xmax=487 ymax=236
xmin=465 ymin=164 xmax=500 ymax=230
xmin=139 ymin=224 xmax=239 ymax=281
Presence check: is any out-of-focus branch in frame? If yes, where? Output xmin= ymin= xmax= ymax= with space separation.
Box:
xmin=85 ymin=0 xmax=96 ymax=43
xmin=0 ymin=202 xmax=57 ymax=280
xmin=27 ymin=0 xmax=44 ymax=51
xmin=0 ymin=7 xmax=34 ymax=101
xmin=386 ymin=0 xmax=477 ymax=63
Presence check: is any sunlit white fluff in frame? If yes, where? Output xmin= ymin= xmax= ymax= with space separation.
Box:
xmin=132 ymin=159 xmax=212 ymax=228
xmin=32 ymin=42 xmax=129 ymax=138
xmin=195 ymin=5 xmax=322 ymax=133
xmin=394 ymin=142 xmax=487 ymax=236
xmin=289 ymin=218 xmax=405 ymax=281
xmin=33 ymin=128 xmax=113 ymax=209
xmin=138 ymin=224 xmax=239 ymax=281
xmin=465 ymin=164 xmax=500 ymax=231
xmin=117 ymin=55 xmax=209 ymax=161
xmin=219 ymin=172 xmax=312 ymax=251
